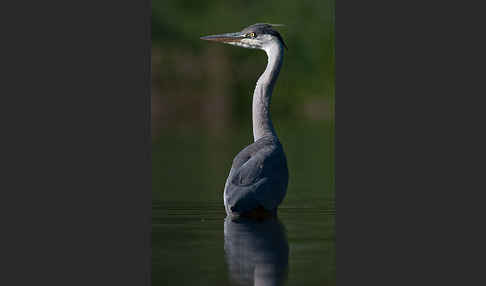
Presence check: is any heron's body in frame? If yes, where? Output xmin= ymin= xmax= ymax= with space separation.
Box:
xmin=224 ymin=135 xmax=288 ymax=218
xmin=201 ymin=23 xmax=289 ymax=218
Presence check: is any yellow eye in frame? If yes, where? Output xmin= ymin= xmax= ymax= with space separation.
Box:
xmin=247 ymin=32 xmax=256 ymax=38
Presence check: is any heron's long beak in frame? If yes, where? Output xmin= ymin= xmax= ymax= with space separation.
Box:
xmin=200 ymin=32 xmax=245 ymax=43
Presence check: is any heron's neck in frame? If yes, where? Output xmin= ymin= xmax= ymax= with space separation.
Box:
xmin=252 ymin=42 xmax=283 ymax=142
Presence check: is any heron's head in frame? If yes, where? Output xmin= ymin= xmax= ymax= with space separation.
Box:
xmin=200 ymin=23 xmax=287 ymax=51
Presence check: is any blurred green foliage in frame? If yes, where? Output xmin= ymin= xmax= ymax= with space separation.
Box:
xmin=152 ymin=0 xmax=334 ymax=129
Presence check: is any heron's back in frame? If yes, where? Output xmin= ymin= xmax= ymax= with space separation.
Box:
xmin=224 ymin=136 xmax=288 ymax=217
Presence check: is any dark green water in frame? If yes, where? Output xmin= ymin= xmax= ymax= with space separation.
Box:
xmin=153 ymin=201 xmax=334 ymax=286
xmin=152 ymin=120 xmax=334 ymax=285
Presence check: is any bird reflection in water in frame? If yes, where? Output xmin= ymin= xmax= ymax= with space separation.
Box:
xmin=224 ymin=217 xmax=289 ymax=286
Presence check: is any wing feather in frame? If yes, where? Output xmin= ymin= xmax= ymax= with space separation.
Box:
xmin=224 ymin=137 xmax=288 ymax=215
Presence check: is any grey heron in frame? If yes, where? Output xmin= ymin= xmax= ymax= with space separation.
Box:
xmin=200 ymin=23 xmax=289 ymax=219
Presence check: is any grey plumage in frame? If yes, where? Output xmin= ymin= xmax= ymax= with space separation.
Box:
xmin=224 ymin=136 xmax=288 ymax=215
xmin=201 ymin=23 xmax=289 ymax=218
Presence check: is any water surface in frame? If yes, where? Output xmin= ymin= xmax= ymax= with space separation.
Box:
xmin=152 ymin=200 xmax=335 ymax=285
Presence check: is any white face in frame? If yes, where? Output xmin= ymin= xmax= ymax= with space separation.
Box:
xmin=228 ymin=34 xmax=276 ymax=50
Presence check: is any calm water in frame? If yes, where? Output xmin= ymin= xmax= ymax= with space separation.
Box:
xmin=152 ymin=200 xmax=335 ymax=286
xmin=153 ymin=120 xmax=334 ymax=285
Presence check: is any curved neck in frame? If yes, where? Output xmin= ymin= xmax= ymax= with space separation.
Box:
xmin=252 ymin=41 xmax=284 ymax=142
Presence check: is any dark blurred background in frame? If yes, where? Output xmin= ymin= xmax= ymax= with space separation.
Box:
xmin=152 ymin=0 xmax=334 ymax=208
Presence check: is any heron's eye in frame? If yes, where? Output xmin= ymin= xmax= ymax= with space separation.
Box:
xmin=247 ymin=32 xmax=256 ymax=38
